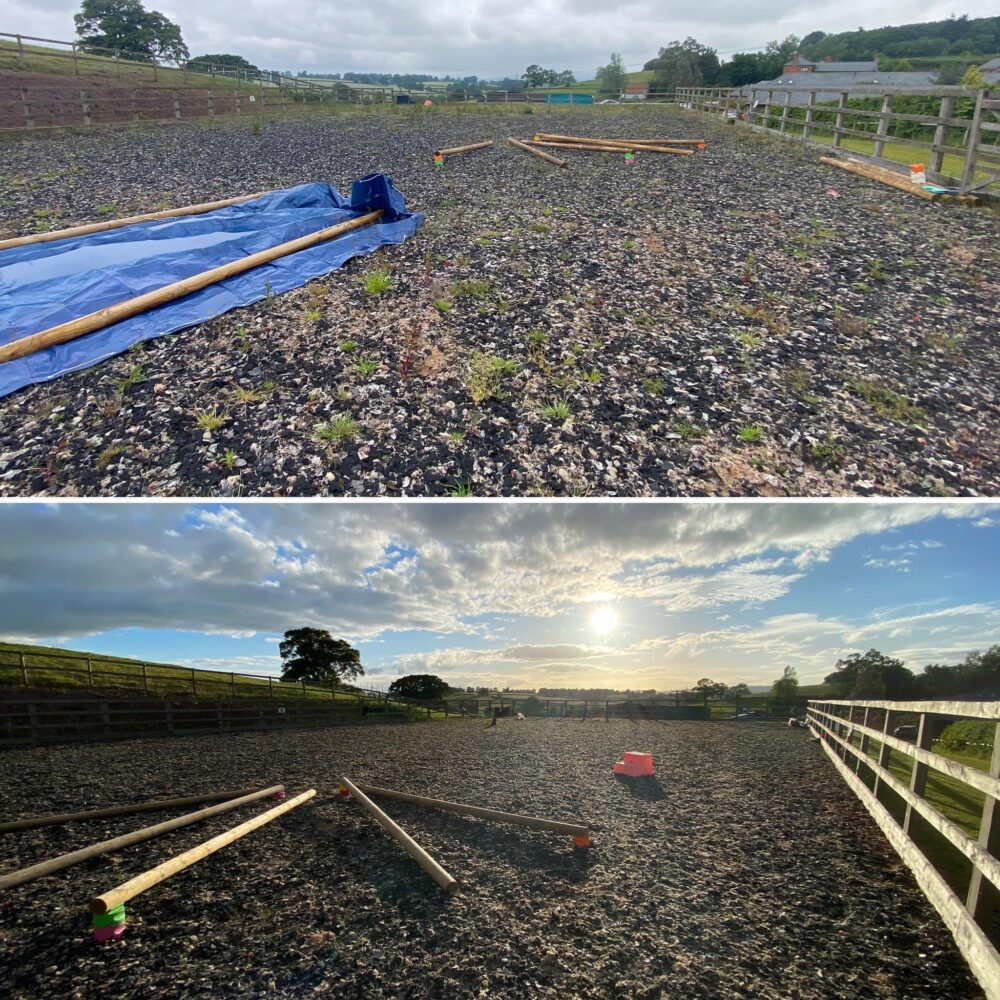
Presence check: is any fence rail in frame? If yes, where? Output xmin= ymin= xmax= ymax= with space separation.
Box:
xmin=676 ymin=85 xmax=999 ymax=195
xmin=0 ymin=694 xmax=411 ymax=746
xmin=807 ymin=699 xmax=1000 ymax=999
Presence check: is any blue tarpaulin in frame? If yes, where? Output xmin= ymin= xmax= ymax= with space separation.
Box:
xmin=0 ymin=174 xmax=423 ymax=399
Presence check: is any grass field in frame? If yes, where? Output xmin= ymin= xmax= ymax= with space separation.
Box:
xmin=0 ymin=641 xmax=448 ymax=718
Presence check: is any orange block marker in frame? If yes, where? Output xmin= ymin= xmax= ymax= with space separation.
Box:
xmin=612 ymin=751 xmax=655 ymax=777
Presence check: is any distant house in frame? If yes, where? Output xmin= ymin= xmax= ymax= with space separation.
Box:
xmin=980 ymin=57 xmax=1000 ymax=84
xmin=783 ymin=52 xmax=879 ymax=74
xmin=621 ymin=82 xmax=649 ymax=101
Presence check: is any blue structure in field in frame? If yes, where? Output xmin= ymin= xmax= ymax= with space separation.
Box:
xmin=544 ymin=93 xmax=593 ymax=104
xmin=0 ymin=175 xmax=423 ymax=398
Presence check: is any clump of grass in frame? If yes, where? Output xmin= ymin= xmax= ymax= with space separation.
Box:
xmin=95 ymin=203 xmax=119 ymax=217
xmin=445 ymin=480 xmax=473 ymax=497
xmin=114 ymin=363 xmax=146 ymax=395
xmin=362 ymin=269 xmax=393 ymax=296
xmin=808 ymin=437 xmax=846 ymax=468
xmin=582 ymin=370 xmax=601 ymax=384
xmin=527 ymin=330 xmax=547 ymax=345
xmin=833 ymin=308 xmax=867 ymax=337
xmin=738 ymin=424 xmax=763 ymax=443
xmin=354 ymin=359 xmax=378 ymax=376
xmin=315 ymin=414 xmax=359 ymax=443
xmin=232 ymin=387 xmax=264 ymax=404
xmin=304 ymin=308 xmax=323 ymax=323
xmin=194 ymin=409 xmax=226 ymax=432
xmin=643 ymin=377 xmax=665 ymax=394
xmin=867 ymin=257 xmax=889 ymax=282
xmin=846 ymin=379 xmax=927 ymax=424
xmin=450 ymin=279 xmax=492 ymax=300
xmin=96 ymin=443 xmax=127 ymax=468
xmin=339 ymin=340 xmax=358 ymax=352
xmin=737 ymin=330 xmax=763 ymax=348
xmin=467 ymin=352 xmax=516 ymax=404
xmin=434 ymin=298 xmax=453 ymax=313
xmin=220 ymin=449 xmax=239 ymax=470
xmin=540 ymin=399 xmax=571 ymax=421
xmin=674 ymin=420 xmax=706 ymax=439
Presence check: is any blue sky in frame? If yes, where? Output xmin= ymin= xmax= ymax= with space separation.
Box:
xmin=1 ymin=502 xmax=996 ymax=691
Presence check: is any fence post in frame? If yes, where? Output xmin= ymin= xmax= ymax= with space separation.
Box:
xmin=902 ymin=712 xmax=933 ymax=836
xmin=235 ymin=92 xmax=241 ymax=115
xmin=19 ymin=651 xmax=28 ymax=686
xmin=231 ymin=672 xmax=237 ymax=697
xmin=86 ymin=656 xmax=94 ymax=687
xmin=966 ymin=720 xmax=1000 ymax=924
xmin=20 ymin=88 xmax=35 ymax=129
xmin=930 ymin=95 xmax=955 ymax=178
xmin=802 ymin=90 xmax=816 ymax=141
xmin=872 ymin=709 xmax=894 ymax=802
xmin=207 ymin=89 xmax=214 ymax=117
xmin=873 ymin=94 xmax=893 ymax=160
xmin=173 ymin=91 xmax=181 ymax=119
xmin=959 ymin=90 xmax=985 ymax=194
xmin=833 ymin=91 xmax=848 ymax=148
xmin=16 ymin=34 xmax=25 ymax=69
xmin=191 ymin=668 xmax=197 ymax=695
xmin=115 ymin=51 xmax=121 ymax=80
xmin=141 ymin=663 xmax=149 ymax=693
xmin=152 ymin=56 xmax=158 ymax=83
xmin=780 ymin=91 xmax=791 ymax=134
xmin=101 ymin=701 xmax=111 ymax=737
xmin=856 ymin=706 xmax=870 ymax=774
xmin=268 ymin=676 xmax=274 ymax=699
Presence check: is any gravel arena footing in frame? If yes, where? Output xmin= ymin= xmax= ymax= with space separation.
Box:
xmin=0 ymin=107 xmax=997 ymax=497
xmin=0 ymin=720 xmax=983 ymax=998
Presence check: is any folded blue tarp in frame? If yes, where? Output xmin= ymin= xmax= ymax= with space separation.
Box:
xmin=0 ymin=174 xmax=423 ymax=399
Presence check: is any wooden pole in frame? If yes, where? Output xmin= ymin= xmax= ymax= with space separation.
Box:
xmin=340 ymin=777 xmax=458 ymax=893
xmin=0 ymin=210 xmax=384 ymax=366
xmin=819 ymin=156 xmax=939 ymax=201
xmin=358 ymin=783 xmax=590 ymax=840
xmin=507 ymin=137 xmax=566 ymax=168
xmin=534 ymin=132 xmax=703 ymax=149
xmin=0 ymin=785 xmax=284 ymax=889
xmin=435 ymin=140 xmax=493 ymax=156
xmin=528 ymin=139 xmax=693 ymax=157
xmin=89 ymin=789 xmax=315 ymax=914
xmin=0 ymin=787 xmax=271 ymax=834
xmin=0 ymin=191 xmax=271 ymax=252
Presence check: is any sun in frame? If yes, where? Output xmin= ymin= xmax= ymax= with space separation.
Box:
xmin=589 ymin=605 xmax=619 ymax=635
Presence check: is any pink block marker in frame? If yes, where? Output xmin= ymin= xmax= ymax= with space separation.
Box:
xmin=93 ymin=923 xmax=126 ymax=943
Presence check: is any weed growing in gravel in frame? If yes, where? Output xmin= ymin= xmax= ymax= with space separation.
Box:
xmin=527 ymin=330 xmax=547 ymax=345
xmin=540 ymin=399 xmax=571 ymax=421
xmin=467 ymin=352 xmax=515 ymax=404
xmin=114 ymin=364 xmax=146 ymax=395
xmin=924 ymin=329 xmax=964 ymax=354
xmin=643 ymin=378 xmax=665 ymax=394
xmin=447 ymin=430 xmax=465 ymax=442
xmin=529 ymin=222 xmax=551 ymax=234
xmin=194 ymin=409 xmax=227 ymax=432
xmin=363 ymin=269 xmax=393 ymax=296
xmin=339 ymin=341 xmax=358 ymax=352
xmin=451 ymin=279 xmax=492 ymax=300
xmin=846 ymin=379 xmax=927 ymax=424
xmin=96 ymin=204 xmax=118 ymax=217
xmin=808 ymin=438 xmax=846 ymax=468
xmin=304 ymin=309 xmax=323 ymax=323
xmin=354 ymin=359 xmax=378 ymax=376
xmin=96 ymin=395 xmax=122 ymax=417
xmin=582 ymin=370 xmax=601 ymax=384
xmin=867 ymin=258 xmax=889 ymax=282
xmin=315 ymin=415 xmax=359 ymax=443
xmin=234 ymin=324 xmax=251 ymax=351
xmin=445 ymin=480 xmax=473 ymax=497
xmin=674 ymin=420 xmax=705 ymax=441
xmin=434 ymin=298 xmax=453 ymax=313
xmin=623 ymin=239 xmax=636 ymax=250
xmin=737 ymin=330 xmax=763 ymax=349
xmin=738 ymin=424 xmax=763 ymax=443
xmin=833 ymin=307 xmax=868 ymax=337
xmin=96 ymin=443 xmax=127 ymax=468
xmin=220 ymin=449 xmax=239 ymax=470
xmin=232 ymin=387 xmax=264 ymax=404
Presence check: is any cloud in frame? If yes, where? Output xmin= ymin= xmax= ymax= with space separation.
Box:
xmin=0 ymin=503 xmax=992 ymax=670
xmin=9 ymin=1 xmax=998 ymax=79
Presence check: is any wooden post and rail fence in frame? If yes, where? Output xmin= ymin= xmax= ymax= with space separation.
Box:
xmin=807 ymin=699 xmax=1000 ymax=999
xmin=675 ymin=84 xmax=999 ymax=195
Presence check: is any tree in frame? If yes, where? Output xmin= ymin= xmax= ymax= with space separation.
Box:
xmin=389 ymin=674 xmax=449 ymax=700
xmin=961 ymin=64 xmax=987 ymax=88
xmin=75 ymin=0 xmax=188 ymax=64
xmin=771 ymin=665 xmax=799 ymax=710
xmin=726 ymin=683 xmax=751 ymax=712
xmin=554 ymin=70 xmax=576 ymax=87
xmin=187 ymin=53 xmax=258 ymax=74
xmin=596 ymin=52 xmax=626 ymax=96
xmin=825 ymin=649 xmax=915 ymax=698
xmin=522 ymin=64 xmax=553 ymax=88
xmin=694 ymin=677 xmax=727 ymax=707
xmin=278 ymin=628 xmax=363 ymax=686
xmin=645 ymin=38 xmax=721 ymax=92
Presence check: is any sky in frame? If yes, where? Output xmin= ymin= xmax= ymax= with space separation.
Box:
xmin=1 ymin=502 xmax=997 ymax=692
xmin=8 ymin=3 xmax=998 ymax=78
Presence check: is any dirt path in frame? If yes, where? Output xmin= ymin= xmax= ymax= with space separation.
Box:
xmin=0 ymin=720 xmax=981 ymax=997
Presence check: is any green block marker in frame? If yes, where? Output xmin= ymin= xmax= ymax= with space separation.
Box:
xmin=92 ymin=904 xmax=127 ymax=928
